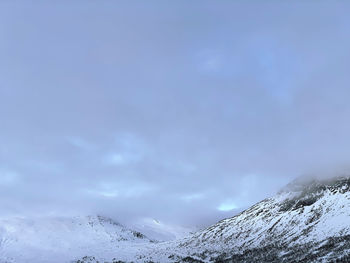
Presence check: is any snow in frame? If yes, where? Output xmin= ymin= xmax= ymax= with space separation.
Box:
xmin=1 ymin=176 xmax=350 ymax=262
xmin=0 ymin=215 xmax=154 ymax=263
xmin=128 ymin=217 xmax=195 ymax=241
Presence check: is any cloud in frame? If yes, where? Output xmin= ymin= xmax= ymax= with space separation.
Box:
xmin=196 ymin=49 xmax=223 ymax=73
xmin=0 ymin=1 xmax=349 ymax=226
xmin=104 ymin=153 xmax=129 ymax=166
xmin=217 ymin=201 xmax=238 ymax=212
xmin=66 ymin=137 xmax=94 ymax=151
xmin=0 ymin=169 xmax=20 ymax=186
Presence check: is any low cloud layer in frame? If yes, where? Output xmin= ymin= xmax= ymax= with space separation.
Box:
xmin=1 ymin=1 xmax=350 ymax=226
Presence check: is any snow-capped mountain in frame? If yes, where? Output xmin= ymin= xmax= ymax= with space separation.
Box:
xmin=0 ymin=215 xmax=153 ymax=263
xmin=172 ymin=175 xmax=350 ymax=262
xmin=0 ymin=215 xmax=194 ymax=263
xmin=2 ymin=176 xmax=350 ymax=263
xmin=71 ymin=175 xmax=350 ymax=263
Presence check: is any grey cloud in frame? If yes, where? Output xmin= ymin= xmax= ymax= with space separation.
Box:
xmin=0 ymin=1 xmax=350 ymax=226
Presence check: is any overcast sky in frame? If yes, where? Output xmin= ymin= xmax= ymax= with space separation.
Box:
xmin=1 ymin=1 xmax=350 ymax=227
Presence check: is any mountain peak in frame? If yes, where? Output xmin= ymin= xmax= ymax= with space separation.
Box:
xmin=174 ymin=174 xmax=350 ymax=262
xmin=279 ymin=174 xmax=350 ymax=194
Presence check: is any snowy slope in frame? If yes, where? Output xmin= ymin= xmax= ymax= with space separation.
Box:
xmin=2 ymin=176 xmax=350 ymax=263
xmin=0 ymin=215 xmax=153 ymax=263
xmin=129 ymin=217 xmax=195 ymax=242
xmin=0 ymin=215 xmax=194 ymax=263
xmin=172 ymin=176 xmax=350 ymax=262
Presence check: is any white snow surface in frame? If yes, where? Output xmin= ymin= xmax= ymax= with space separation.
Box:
xmin=0 ymin=215 xmax=194 ymax=263
xmin=128 ymin=217 xmax=195 ymax=241
xmin=1 ymin=176 xmax=350 ymax=262
xmin=0 ymin=215 xmax=155 ymax=263
xmin=174 ymin=176 xmax=350 ymax=258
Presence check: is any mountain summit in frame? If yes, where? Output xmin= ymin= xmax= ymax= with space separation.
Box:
xmin=174 ymin=175 xmax=350 ymax=262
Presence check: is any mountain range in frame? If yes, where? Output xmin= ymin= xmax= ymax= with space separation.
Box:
xmin=1 ymin=176 xmax=350 ymax=263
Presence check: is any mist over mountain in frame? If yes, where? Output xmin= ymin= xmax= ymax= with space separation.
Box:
xmin=1 ymin=1 xmax=350 ymax=262
xmin=1 ymin=175 xmax=350 ymax=262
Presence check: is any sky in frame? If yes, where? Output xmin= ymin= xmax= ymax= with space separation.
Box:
xmin=1 ymin=1 xmax=350 ymax=227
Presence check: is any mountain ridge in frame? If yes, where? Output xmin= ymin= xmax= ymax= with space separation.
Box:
xmin=1 ymin=175 xmax=350 ymax=263
xmin=171 ymin=175 xmax=350 ymax=262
